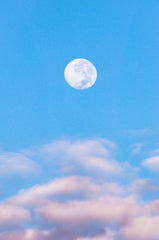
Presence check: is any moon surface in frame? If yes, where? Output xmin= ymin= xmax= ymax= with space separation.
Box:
xmin=64 ymin=58 xmax=97 ymax=90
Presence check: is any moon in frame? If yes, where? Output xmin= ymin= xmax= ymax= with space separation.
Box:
xmin=64 ymin=58 xmax=97 ymax=90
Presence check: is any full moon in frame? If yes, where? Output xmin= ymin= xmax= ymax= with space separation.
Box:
xmin=64 ymin=58 xmax=97 ymax=90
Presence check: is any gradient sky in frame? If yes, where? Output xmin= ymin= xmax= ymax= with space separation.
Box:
xmin=0 ymin=1 xmax=159 ymax=240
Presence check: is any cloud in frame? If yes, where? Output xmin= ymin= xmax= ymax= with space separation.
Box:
xmin=8 ymin=176 xmax=101 ymax=207
xmin=77 ymin=229 xmax=115 ymax=240
xmin=121 ymin=216 xmax=159 ymax=240
xmin=1 ymin=138 xmax=159 ymax=239
xmin=124 ymin=128 xmax=159 ymax=137
xmin=129 ymin=178 xmax=157 ymax=197
xmin=0 ymin=152 xmax=40 ymax=176
xmin=142 ymin=155 xmax=159 ymax=171
xmin=0 ymin=229 xmax=77 ymax=240
xmin=34 ymin=139 xmax=129 ymax=176
xmin=130 ymin=143 xmax=143 ymax=155
xmin=0 ymin=204 xmax=30 ymax=226
xmin=38 ymin=196 xmax=140 ymax=226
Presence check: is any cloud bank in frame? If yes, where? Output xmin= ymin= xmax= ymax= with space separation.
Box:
xmin=0 ymin=138 xmax=159 ymax=239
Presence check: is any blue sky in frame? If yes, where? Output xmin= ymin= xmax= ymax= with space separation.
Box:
xmin=0 ymin=1 xmax=159 ymax=239
xmin=1 ymin=0 xmax=159 ymax=150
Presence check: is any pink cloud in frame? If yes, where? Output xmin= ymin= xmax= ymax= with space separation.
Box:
xmin=77 ymin=229 xmax=115 ymax=240
xmin=38 ymin=196 xmax=140 ymax=226
xmin=8 ymin=176 xmax=101 ymax=206
xmin=0 ymin=229 xmax=77 ymax=240
xmin=0 ymin=229 xmax=51 ymax=240
xmin=121 ymin=216 xmax=159 ymax=240
xmin=0 ymin=204 xmax=30 ymax=226
xmin=1 ymin=138 xmax=159 ymax=240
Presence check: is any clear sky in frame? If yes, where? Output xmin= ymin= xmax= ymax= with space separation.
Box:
xmin=0 ymin=1 xmax=159 ymax=239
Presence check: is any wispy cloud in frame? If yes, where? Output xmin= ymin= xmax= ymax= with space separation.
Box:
xmin=29 ymin=138 xmax=136 ymax=179
xmin=0 ymin=152 xmax=40 ymax=176
xmin=130 ymin=143 xmax=143 ymax=155
xmin=40 ymin=139 xmax=120 ymax=174
xmin=142 ymin=155 xmax=159 ymax=171
xmin=124 ymin=128 xmax=159 ymax=137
